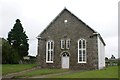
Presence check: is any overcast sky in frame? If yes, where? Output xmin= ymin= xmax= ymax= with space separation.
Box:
xmin=0 ymin=0 xmax=119 ymax=58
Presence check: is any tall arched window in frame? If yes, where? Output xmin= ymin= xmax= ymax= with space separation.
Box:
xmin=78 ymin=39 xmax=86 ymax=63
xmin=46 ymin=40 xmax=54 ymax=63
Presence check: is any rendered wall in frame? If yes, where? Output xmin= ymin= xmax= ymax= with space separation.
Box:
xmin=98 ymin=36 xmax=105 ymax=69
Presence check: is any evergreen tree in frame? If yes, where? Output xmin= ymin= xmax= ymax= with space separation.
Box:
xmin=7 ymin=19 xmax=29 ymax=60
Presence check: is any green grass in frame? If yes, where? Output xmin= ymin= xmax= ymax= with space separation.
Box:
xmin=49 ymin=66 xmax=118 ymax=78
xmin=16 ymin=69 xmax=69 ymax=78
xmin=2 ymin=64 xmax=119 ymax=78
xmin=118 ymin=65 xmax=120 ymax=80
xmin=0 ymin=65 xmax=2 ymax=75
xmin=2 ymin=64 xmax=37 ymax=75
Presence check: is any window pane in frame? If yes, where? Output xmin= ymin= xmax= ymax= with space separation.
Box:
xmin=66 ymin=40 xmax=68 ymax=48
xmin=63 ymin=41 xmax=65 ymax=48
xmin=63 ymin=53 xmax=66 ymax=57
xmin=83 ymin=56 xmax=85 ymax=61
xmin=79 ymin=50 xmax=82 ymax=61
xmin=48 ymin=51 xmax=50 ymax=61
xmin=83 ymin=40 xmax=86 ymax=48
xmin=51 ymin=51 xmax=53 ymax=61
xmin=51 ymin=42 xmax=53 ymax=49
xmin=66 ymin=39 xmax=70 ymax=49
xmin=66 ymin=53 xmax=69 ymax=57
xmin=61 ymin=40 xmax=65 ymax=49
xmin=48 ymin=42 xmax=50 ymax=49
xmin=79 ymin=56 xmax=82 ymax=61
xmin=79 ymin=40 xmax=82 ymax=49
xmin=83 ymin=50 xmax=86 ymax=61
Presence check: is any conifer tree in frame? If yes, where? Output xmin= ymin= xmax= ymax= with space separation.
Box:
xmin=7 ymin=19 xmax=29 ymax=60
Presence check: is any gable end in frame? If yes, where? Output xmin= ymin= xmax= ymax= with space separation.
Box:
xmin=37 ymin=8 xmax=97 ymax=37
xmin=37 ymin=8 xmax=105 ymax=46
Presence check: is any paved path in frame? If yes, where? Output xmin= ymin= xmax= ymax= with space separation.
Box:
xmin=2 ymin=67 xmax=40 ymax=79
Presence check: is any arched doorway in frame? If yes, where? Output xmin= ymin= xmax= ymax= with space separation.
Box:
xmin=61 ymin=52 xmax=70 ymax=69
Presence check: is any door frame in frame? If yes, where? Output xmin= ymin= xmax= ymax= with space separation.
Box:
xmin=60 ymin=51 xmax=70 ymax=69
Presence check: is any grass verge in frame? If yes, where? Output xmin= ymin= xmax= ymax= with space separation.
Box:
xmin=49 ymin=66 xmax=118 ymax=78
xmin=0 ymin=65 xmax=2 ymax=75
xmin=15 ymin=69 xmax=69 ymax=78
xmin=2 ymin=64 xmax=37 ymax=75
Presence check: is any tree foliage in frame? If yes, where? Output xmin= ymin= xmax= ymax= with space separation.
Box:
xmin=2 ymin=38 xmax=19 ymax=64
xmin=111 ymin=55 xmax=115 ymax=59
xmin=7 ymin=19 xmax=29 ymax=60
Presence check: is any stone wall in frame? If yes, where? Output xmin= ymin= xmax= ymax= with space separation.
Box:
xmin=37 ymin=9 xmax=98 ymax=70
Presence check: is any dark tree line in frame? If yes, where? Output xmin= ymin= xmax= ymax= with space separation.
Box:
xmin=2 ymin=19 xmax=29 ymax=64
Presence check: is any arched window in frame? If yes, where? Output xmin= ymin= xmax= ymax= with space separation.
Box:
xmin=46 ymin=40 xmax=54 ymax=63
xmin=78 ymin=39 xmax=86 ymax=63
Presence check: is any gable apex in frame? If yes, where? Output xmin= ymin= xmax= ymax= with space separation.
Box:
xmin=38 ymin=8 xmax=97 ymax=37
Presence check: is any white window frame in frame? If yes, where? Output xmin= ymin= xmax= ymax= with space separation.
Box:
xmin=78 ymin=39 xmax=87 ymax=63
xmin=46 ymin=40 xmax=54 ymax=63
xmin=61 ymin=39 xmax=65 ymax=49
xmin=66 ymin=39 xmax=70 ymax=49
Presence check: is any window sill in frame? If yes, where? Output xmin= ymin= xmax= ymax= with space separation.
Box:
xmin=78 ymin=61 xmax=86 ymax=63
xmin=66 ymin=48 xmax=70 ymax=49
xmin=61 ymin=48 xmax=65 ymax=49
xmin=46 ymin=61 xmax=53 ymax=63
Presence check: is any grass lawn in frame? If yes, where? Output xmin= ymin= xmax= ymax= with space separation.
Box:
xmin=49 ymin=66 xmax=118 ymax=78
xmin=50 ymin=66 xmax=118 ymax=78
xmin=2 ymin=64 xmax=119 ymax=78
xmin=0 ymin=65 xmax=2 ymax=75
xmin=16 ymin=66 xmax=119 ymax=78
xmin=2 ymin=64 xmax=37 ymax=75
xmin=16 ymin=69 xmax=69 ymax=78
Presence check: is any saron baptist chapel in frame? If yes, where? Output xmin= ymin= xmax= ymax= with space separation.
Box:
xmin=37 ymin=8 xmax=105 ymax=70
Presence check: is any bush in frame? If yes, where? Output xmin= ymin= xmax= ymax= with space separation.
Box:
xmin=2 ymin=38 xmax=20 ymax=64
